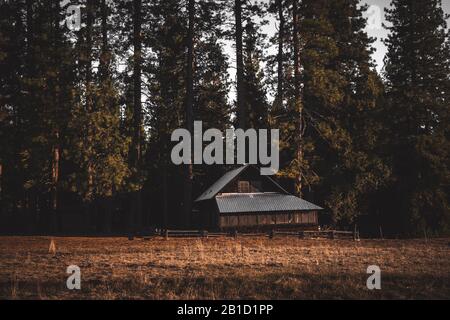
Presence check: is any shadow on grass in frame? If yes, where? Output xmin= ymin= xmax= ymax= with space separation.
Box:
xmin=2 ymin=271 xmax=449 ymax=300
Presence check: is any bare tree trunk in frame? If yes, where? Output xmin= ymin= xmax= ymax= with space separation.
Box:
xmin=51 ymin=132 xmax=60 ymax=231
xmin=86 ymin=0 xmax=93 ymax=107
xmin=26 ymin=0 xmax=34 ymax=72
xmin=0 ymin=162 xmax=3 ymax=219
xmin=235 ymin=0 xmax=245 ymax=129
xmin=183 ymin=0 xmax=195 ymax=228
xmin=85 ymin=0 xmax=94 ymax=232
xmin=51 ymin=0 xmax=61 ymax=233
xmin=132 ymin=0 xmax=143 ymax=233
xmin=277 ymin=0 xmax=284 ymax=104
xmin=293 ymin=0 xmax=303 ymax=197
xmin=26 ymin=0 xmax=35 ymax=232
xmin=100 ymin=0 xmax=114 ymax=233
xmin=163 ymin=165 xmax=168 ymax=229
xmin=99 ymin=0 xmax=110 ymax=82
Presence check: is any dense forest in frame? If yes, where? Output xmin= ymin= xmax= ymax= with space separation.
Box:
xmin=0 ymin=0 xmax=448 ymax=236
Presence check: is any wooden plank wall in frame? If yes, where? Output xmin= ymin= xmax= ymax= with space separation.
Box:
xmin=219 ymin=211 xmax=318 ymax=228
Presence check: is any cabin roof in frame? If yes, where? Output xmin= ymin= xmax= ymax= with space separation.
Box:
xmin=215 ymin=193 xmax=323 ymax=214
xmin=195 ymin=165 xmax=289 ymax=202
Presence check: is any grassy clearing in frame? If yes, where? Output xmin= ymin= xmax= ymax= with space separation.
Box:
xmin=0 ymin=236 xmax=448 ymax=300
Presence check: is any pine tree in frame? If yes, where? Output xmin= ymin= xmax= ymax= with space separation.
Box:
xmin=276 ymin=0 xmax=389 ymax=227
xmin=231 ymin=0 xmax=269 ymax=130
xmin=243 ymin=18 xmax=269 ymax=130
xmin=0 ymin=1 xmax=27 ymax=222
xmin=275 ymin=0 xmax=285 ymax=108
xmin=183 ymin=0 xmax=195 ymax=227
xmin=324 ymin=0 xmax=389 ymax=226
xmin=383 ymin=0 xmax=450 ymax=234
xmin=145 ymin=0 xmax=187 ymax=227
xmin=235 ymin=0 xmax=245 ymax=129
xmin=192 ymin=0 xmax=232 ymax=196
xmin=66 ymin=0 xmax=130 ymax=232
xmin=193 ymin=0 xmax=231 ymax=132
xmin=2 ymin=1 xmax=78 ymax=232
xmin=280 ymin=0 xmax=338 ymax=198
xmin=265 ymin=0 xmax=291 ymax=181
xmin=292 ymin=0 xmax=303 ymax=196
xmin=145 ymin=0 xmax=231 ymax=227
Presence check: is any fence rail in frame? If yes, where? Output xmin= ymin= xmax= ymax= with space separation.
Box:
xmin=135 ymin=229 xmax=360 ymax=241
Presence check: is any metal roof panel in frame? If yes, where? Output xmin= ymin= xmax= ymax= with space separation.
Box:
xmin=215 ymin=193 xmax=323 ymax=213
xmin=195 ymin=165 xmax=250 ymax=202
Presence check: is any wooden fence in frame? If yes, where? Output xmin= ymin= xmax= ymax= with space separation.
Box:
xmin=270 ymin=230 xmax=360 ymax=240
xmin=135 ymin=229 xmax=360 ymax=241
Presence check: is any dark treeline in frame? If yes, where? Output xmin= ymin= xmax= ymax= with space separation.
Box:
xmin=0 ymin=0 xmax=448 ymax=236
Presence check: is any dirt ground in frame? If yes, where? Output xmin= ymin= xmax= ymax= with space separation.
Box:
xmin=0 ymin=236 xmax=448 ymax=300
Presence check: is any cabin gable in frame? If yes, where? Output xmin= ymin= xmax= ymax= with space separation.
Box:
xmin=220 ymin=166 xmax=283 ymax=195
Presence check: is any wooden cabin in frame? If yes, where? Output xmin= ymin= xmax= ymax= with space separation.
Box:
xmin=193 ymin=165 xmax=323 ymax=231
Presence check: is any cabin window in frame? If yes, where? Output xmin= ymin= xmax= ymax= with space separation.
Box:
xmin=238 ymin=181 xmax=250 ymax=193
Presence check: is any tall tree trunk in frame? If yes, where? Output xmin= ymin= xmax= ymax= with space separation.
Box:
xmin=235 ymin=0 xmax=245 ymax=129
xmin=100 ymin=0 xmax=110 ymax=82
xmin=86 ymin=0 xmax=93 ymax=100
xmin=163 ymin=164 xmax=168 ymax=229
xmin=26 ymin=0 xmax=34 ymax=73
xmin=26 ymin=0 xmax=35 ymax=232
xmin=85 ymin=0 xmax=94 ymax=231
xmin=183 ymin=0 xmax=195 ymax=228
xmin=0 ymin=162 xmax=3 ymax=219
xmin=132 ymin=0 xmax=143 ymax=232
xmin=277 ymin=0 xmax=284 ymax=104
xmin=51 ymin=133 xmax=60 ymax=230
xmin=100 ymin=0 xmax=113 ymax=234
xmin=51 ymin=0 xmax=61 ymax=233
xmin=293 ymin=0 xmax=303 ymax=197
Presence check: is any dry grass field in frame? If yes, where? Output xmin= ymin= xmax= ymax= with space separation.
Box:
xmin=0 ymin=236 xmax=449 ymax=300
